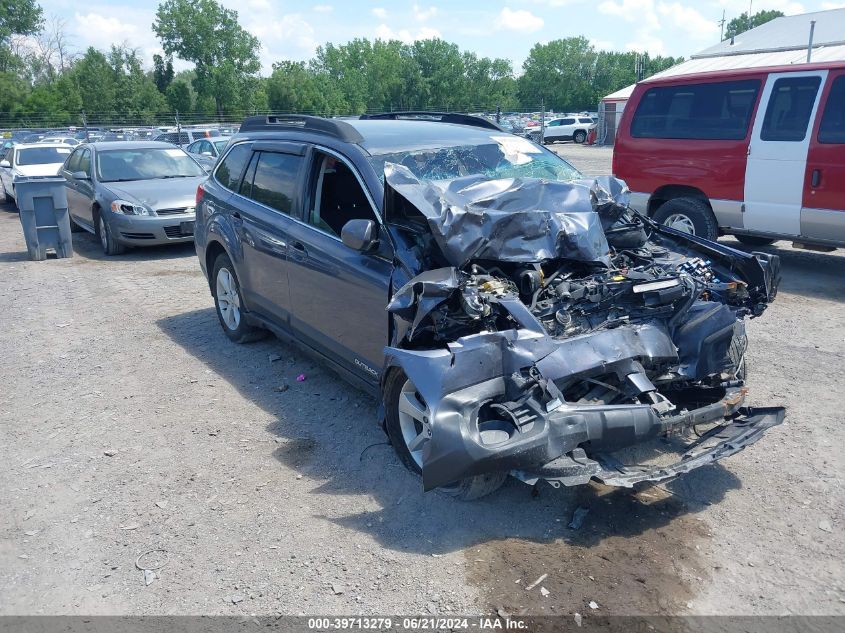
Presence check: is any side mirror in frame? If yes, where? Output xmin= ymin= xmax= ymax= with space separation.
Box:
xmin=71 ymin=171 xmax=90 ymax=180
xmin=341 ymin=219 xmax=378 ymax=252
xmin=0 ymin=160 xmax=9 ymax=168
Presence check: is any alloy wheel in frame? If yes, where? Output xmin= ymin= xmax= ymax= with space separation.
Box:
xmin=663 ymin=213 xmax=696 ymax=235
xmin=397 ymin=379 xmax=432 ymax=468
xmin=99 ymin=217 xmax=109 ymax=251
xmin=215 ymin=267 xmax=241 ymax=331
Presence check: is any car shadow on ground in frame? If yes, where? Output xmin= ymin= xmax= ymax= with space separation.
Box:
xmin=71 ymin=229 xmax=197 ymax=262
xmin=722 ymin=238 xmax=845 ymax=302
xmin=157 ymin=306 xmax=741 ymax=557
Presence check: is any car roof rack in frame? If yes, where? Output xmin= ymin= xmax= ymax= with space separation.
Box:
xmin=238 ymin=115 xmax=364 ymax=143
xmin=359 ymin=111 xmax=502 ymax=131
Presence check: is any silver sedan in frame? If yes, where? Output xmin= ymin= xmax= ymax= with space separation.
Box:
xmin=61 ymin=141 xmax=208 ymax=255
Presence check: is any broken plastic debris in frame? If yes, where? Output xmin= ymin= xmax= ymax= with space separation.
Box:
xmin=525 ymin=573 xmax=548 ymax=591
xmin=569 ymin=506 xmax=590 ymax=530
xmin=540 ymin=586 xmax=550 ymax=597
xmin=819 ymin=520 xmax=833 ymax=533
xmin=589 ymin=601 xmax=599 ymax=610
xmin=296 ymin=374 xmax=306 ymax=382
xmin=574 ymin=613 xmax=582 ymax=627
xmin=143 ymin=569 xmax=156 ymax=586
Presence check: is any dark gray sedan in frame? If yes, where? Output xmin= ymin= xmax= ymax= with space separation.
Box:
xmin=61 ymin=141 xmax=207 ymax=255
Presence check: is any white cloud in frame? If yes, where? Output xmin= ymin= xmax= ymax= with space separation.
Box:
xmin=590 ymin=38 xmax=614 ymax=50
xmin=625 ymin=27 xmax=667 ymax=55
xmin=821 ymin=1 xmax=845 ymax=8
xmin=412 ymin=4 xmax=439 ymax=22
xmin=312 ymin=4 xmax=333 ymax=13
xmin=371 ymin=7 xmax=388 ymax=19
xmin=710 ymin=0 xmax=804 ymax=14
xmin=657 ymin=2 xmax=718 ymax=40
xmin=73 ymin=12 xmax=138 ymax=41
xmin=375 ymin=23 xmax=441 ymax=43
xmin=496 ymin=8 xmax=544 ymax=33
xmin=598 ymin=0 xmax=659 ymax=29
xmin=244 ymin=13 xmax=317 ymax=69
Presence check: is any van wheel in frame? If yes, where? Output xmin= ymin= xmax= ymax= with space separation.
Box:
xmin=383 ymin=369 xmax=507 ymax=501
xmin=735 ymin=235 xmax=775 ymax=247
xmin=573 ymin=130 xmax=587 ymax=144
xmin=652 ymin=197 xmax=719 ymax=242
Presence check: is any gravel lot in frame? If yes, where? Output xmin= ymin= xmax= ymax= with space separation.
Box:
xmin=1 ymin=145 xmax=843 ymax=618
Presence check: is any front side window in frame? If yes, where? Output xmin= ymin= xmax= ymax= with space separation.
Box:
xmin=547 ymin=120 xmax=561 ymax=127
xmin=96 ymin=148 xmax=205 ymax=182
xmin=242 ymin=151 xmax=302 ymax=214
xmin=215 ymin=143 xmax=252 ymax=192
xmin=307 ymin=152 xmax=377 ymax=237
xmin=16 ymin=146 xmax=73 ymax=166
xmin=631 ymin=79 xmax=761 ymax=140
xmin=761 ymin=76 xmax=821 ymax=142
xmin=368 ymin=135 xmax=582 ymax=184
xmin=818 ymin=75 xmax=845 ymax=144
xmin=64 ymin=148 xmax=83 ymax=172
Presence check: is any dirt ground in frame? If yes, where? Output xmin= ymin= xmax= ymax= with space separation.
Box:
xmin=1 ymin=145 xmax=843 ymax=618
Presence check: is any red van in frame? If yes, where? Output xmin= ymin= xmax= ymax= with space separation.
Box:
xmin=613 ymin=61 xmax=845 ymax=249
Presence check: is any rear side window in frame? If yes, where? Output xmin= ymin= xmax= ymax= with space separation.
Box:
xmin=631 ymin=79 xmax=760 ymax=140
xmin=761 ymin=76 xmax=821 ymax=142
xmin=215 ymin=143 xmax=252 ymax=192
xmin=242 ymin=151 xmax=302 ymax=214
xmin=818 ymin=75 xmax=845 ymax=144
xmin=578 ymin=118 xmax=593 ymax=124
xmin=560 ymin=118 xmax=575 ymax=125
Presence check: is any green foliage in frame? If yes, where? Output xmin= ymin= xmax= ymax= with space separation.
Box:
xmin=166 ymin=79 xmax=193 ymax=113
xmin=153 ymin=53 xmax=174 ymax=93
xmin=725 ymin=10 xmax=784 ymax=39
xmin=0 ymin=0 xmax=44 ymax=73
xmin=518 ymin=37 xmax=681 ymax=111
xmin=153 ymin=0 xmax=261 ymax=116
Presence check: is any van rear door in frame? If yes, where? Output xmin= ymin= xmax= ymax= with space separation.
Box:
xmin=743 ymin=70 xmax=827 ymax=237
xmin=802 ymin=71 xmax=845 ymax=244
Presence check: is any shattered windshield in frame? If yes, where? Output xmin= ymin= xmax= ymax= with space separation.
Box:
xmin=368 ymin=135 xmax=581 ymax=183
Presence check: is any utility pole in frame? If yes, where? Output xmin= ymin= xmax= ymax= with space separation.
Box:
xmin=175 ymin=110 xmax=182 ymax=147
xmin=540 ymin=97 xmax=545 ymax=144
xmin=748 ymin=0 xmax=753 ymax=32
xmin=719 ymin=10 xmax=726 ymax=40
xmin=807 ymin=20 xmax=816 ymax=62
xmin=81 ymin=111 xmax=90 ymax=142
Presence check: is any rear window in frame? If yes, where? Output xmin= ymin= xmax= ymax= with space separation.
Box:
xmin=17 ymin=146 xmax=73 ymax=165
xmin=631 ymin=79 xmax=760 ymax=140
xmin=760 ymin=76 xmax=821 ymax=142
xmin=818 ymin=75 xmax=845 ymax=144
xmin=215 ymin=143 xmax=252 ymax=191
xmin=241 ymin=152 xmax=302 ymax=214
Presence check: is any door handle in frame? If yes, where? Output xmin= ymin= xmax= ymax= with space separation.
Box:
xmin=290 ymin=241 xmax=307 ymax=258
xmin=231 ymin=211 xmax=241 ymax=219
xmin=811 ymin=169 xmax=821 ymax=188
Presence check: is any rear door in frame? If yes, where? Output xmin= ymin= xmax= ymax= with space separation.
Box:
xmin=744 ymin=70 xmax=827 ymax=236
xmin=802 ymin=71 xmax=845 ymax=243
xmin=234 ymin=143 xmax=305 ymax=326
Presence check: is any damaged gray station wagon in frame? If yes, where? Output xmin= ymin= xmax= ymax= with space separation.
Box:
xmin=195 ymin=113 xmax=785 ymax=500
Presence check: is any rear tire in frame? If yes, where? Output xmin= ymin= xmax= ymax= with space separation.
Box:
xmin=0 ymin=181 xmax=7 ymax=204
xmin=383 ymin=369 xmax=507 ymax=501
xmin=652 ymin=197 xmax=719 ymax=242
xmin=211 ymin=253 xmax=266 ymax=343
xmin=573 ymin=130 xmax=587 ymax=144
xmin=735 ymin=235 xmax=775 ymax=247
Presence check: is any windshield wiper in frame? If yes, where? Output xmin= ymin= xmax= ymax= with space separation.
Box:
xmin=155 ymin=174 xmax=200 ymax=179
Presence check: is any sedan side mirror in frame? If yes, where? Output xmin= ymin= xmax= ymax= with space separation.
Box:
xmin=0 ymin=160 xmax=9 ymax=168
xmin=341 ymin=219 xmax=378 ymax=252
xmin=72 ymin=171 xmax=90 ymax=180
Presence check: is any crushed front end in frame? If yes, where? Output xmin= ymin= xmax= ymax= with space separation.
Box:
xmin=381 ymin=165 xmax=785 ymax=491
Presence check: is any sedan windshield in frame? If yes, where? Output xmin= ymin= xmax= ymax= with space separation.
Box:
xmin=17 ymin=146 xmax=73 ymax=166
xmin=368 ymin=135 xmax=581 ymax=183
xmin=96 ymin=148 xmax=206 ymax=182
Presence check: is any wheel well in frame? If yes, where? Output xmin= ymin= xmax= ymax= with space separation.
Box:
xmin=205 ymin=240 xmax=227 ymax=292
xmin=648 ymin=185 xmax=711 ymax=216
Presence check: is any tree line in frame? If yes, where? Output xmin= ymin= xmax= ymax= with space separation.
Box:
xmin=0 ymin=0 xmax=685 ymax=129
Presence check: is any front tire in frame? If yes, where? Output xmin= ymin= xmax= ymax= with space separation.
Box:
xmin=652 ymin=197 xmax=719 ymax=242
xmin=211 ymin=253 xmax=265 ymax=343
xmin=573 ymin=130 xmax=587 ymax=144
xmin=383 ymin=369 xmax=507 ymax=501
xmin=96 ymin=212 xmax=126 ymax=255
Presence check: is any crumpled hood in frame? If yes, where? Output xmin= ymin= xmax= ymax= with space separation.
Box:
xmin=14 ymin=163 xmax=64 ymax=177
xmin=384 ymin=163 xmax=632 ymax=269
xmin=104 ymin=176 xmax=206 ymax=210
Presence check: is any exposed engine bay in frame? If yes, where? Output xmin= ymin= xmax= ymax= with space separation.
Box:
xmin=380 ymin=164 xmax=785 ymax=491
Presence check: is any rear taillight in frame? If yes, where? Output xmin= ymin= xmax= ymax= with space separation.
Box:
xmin=196 ymin=183 xmax=204 ymax=206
